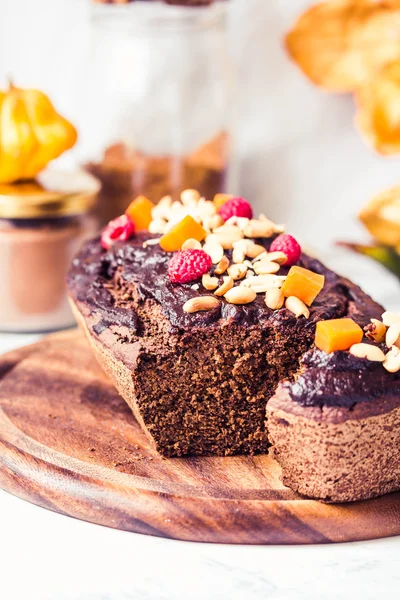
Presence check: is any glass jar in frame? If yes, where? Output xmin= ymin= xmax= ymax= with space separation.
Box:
xmin=78 ymin=0 xmax=234 ymax=225
xmin=0 ymin=170 xmax=99 ymax=333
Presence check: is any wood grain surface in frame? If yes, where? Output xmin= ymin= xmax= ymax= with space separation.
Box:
xmin=0 ymin=330 xmax=400 ymax=544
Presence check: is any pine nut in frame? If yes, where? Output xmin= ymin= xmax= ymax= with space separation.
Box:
xmin=382 ymin=311 xmax=400 ymax=327
xmin=285 ymin=296 xmax=310 ymax=318
xmin=349 ymin=343 xmax=385 ymax=362
xmin=203 ymin=241 xmax=224 ymax=264
xmin=214 ymin=275 xmax=234 ymax=296
xmin=365 ymin=319 xmax=387 ymax=344
xmin=202 ymin=274 xmax=219 ymax=290
xmin=228 ymin=263 xmax=248 ymax=281
xmin=181 ymin=189 xmax=200 ymax=205
xmin=183 ymin=296 xmax=220 ymax=313
xmin=214 ymin=255 xmax=230 ymax=275
xmin=181 ymin=238 xmax=202 ymax=251
xmin=265 ymin=288 xmax=284 ymax=310
xmin=253 ymin=260 xmax=280 ymax=275
xmin=224 ymin=286 xmax=257 ymax=305
xmin=383 ymin=346 xmax=400 ymax=373
xmin=386 ymin=324 xmax=400 ymax=348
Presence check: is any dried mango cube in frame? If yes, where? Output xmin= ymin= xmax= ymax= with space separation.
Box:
xmin=281 ymin=266 xmax=325 ymax=306
xmin=160 ymin=215 xmax=206 ymax=252
xmin=315 ymin=318 xmax=363 ymax=354
xmin=126 ymin=195 xmax=153 ymax=231
xmin=213 ymin=193 xmax=232 ymax=211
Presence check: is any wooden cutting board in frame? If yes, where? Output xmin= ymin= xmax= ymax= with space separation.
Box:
xmin=0 ymin=329 xmax=400 ymax=545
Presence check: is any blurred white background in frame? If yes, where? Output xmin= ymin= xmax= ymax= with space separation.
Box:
xmin=1 ymin=0 xmax=400 ymax=298
xmin=1 ymin=0 xmax=399 ymax=247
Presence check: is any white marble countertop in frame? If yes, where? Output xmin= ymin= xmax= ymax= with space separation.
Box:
xmin=1 ymin=250 xmax=400 ymax=600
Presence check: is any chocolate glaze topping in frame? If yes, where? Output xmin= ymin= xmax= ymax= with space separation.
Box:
xmin=284 ymin=348 xmax=400 ymax=409
xmin=68 ymin=231 xmax=391 ymax=409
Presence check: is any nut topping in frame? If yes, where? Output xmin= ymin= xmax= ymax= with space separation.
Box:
xmin=183 ymin=296 xmax=220 ymax=313
xmin=214 ymin=255 xmax=230 ymax=275
xmin=386 ymin=323 xmax=400 ymax=348
xmin=214 ymin=275 xmax=234 ymax=296
xmin=382 ymin=311 xmax=400 ymax=327
xmin=181 ymin=238 xmax=202 ymax=251
xmin=228 ymin=263 xmax=248 ymax=281
xmin=285 ymin=296 xmax=310 ymax=318
xmin=243 ymin=219 xmax=275 ymax=239
xmin=265 ymin=288 xmax=285 ymax=310
xmin=224 ymin=286 xmax=257 ymax=305
xmin=383 ymin=346 xmax=400 ymax=373
xmin=265 ymin=251 xmax=288 ymax=265
xmin=203 ymin=241 xmax=224 ymax=264
xmin=246 ymin=243 xmax=266 ymax=259
xmin=349 ymin=343 xmax=385 ymax=362
xmin=364 ymin=319 xmax=387 ymax=343
xmin=253 ymin=260 xmax=281 ymax=275
xmin=202 ymin=273 xmax=219 ymax=290
xmin=148 ymin=219 xmax=167 ymax=234
xmin=181 ymin=189 xmax=201 ymax=205
xmin=232 ymin=241 xmax=246 ymax=264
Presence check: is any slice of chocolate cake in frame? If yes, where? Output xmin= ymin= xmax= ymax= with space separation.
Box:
xmin=268 ymin=349 xmax=400 ymax=502
xmin=67 ymin=191 xmax=400 ymax=501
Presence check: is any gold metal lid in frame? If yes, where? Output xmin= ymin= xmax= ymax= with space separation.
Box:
xmin=0 ymin=169 xmax=100 ymax=219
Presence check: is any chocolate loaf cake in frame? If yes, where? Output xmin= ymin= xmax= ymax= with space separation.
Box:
xmin=67 ymin=191 xmax=400 ymax=501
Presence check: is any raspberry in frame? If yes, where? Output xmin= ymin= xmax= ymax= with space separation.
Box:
xmin=168 ymin=249 xmax=212 ymax=283
xmin=218 ymin=197 xmax=253 ymax=221
xmin=269 ymin=234 xmax=302 ymax=266
xmin=101 ymin=214 xmax=135 ymax=249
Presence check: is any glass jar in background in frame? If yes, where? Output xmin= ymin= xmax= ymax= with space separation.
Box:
xmin=0 ymin=170 xmax=99 ymax=333
xmin=79 ymin=0 xmax=234 ymax=225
